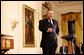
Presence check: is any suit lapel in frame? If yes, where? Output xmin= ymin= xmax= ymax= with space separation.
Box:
xmin=44 ymin=18 xmax=56 ymax=26
xmin=52 ymin=19 xmax=55 ymax=25
xmin=44 ymin=18 xmax=48 ymax=23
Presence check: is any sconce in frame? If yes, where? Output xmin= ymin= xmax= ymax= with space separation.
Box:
xmin=11 ymin=20 xmax=19 ymax=31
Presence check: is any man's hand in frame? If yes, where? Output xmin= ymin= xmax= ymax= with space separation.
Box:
xmin=80 ymin=52 xmax=83 ymax=54
xmin=47 ymin=28 xmax=53 ymax=32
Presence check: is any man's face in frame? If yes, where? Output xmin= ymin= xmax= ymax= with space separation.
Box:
xmin=63 ymin=43 xmax=65 ymax=46
xmin=47 ymin=11 xmax=53 ymax=19
xmin=79 ymin=44 xmax=82 ymax=47
xmin=77 ymin=43 xmax=79 ymax=47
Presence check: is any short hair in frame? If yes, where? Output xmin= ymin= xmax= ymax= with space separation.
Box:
xmin=48 ymin=9 xmax=52 ymax=11
xmin=47 ymin=9 xmax=53 ymax=12
xmin=46 ymin=9 xmax=53 ymax=14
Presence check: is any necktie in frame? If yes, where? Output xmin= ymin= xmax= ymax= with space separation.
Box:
xmin=49 ymin=20 xmax=52 ymax=24
xmin=48 ymin=19 xmax=53 ymax=25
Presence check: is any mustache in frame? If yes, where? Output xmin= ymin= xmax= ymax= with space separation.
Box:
xmin=50 ymin=15 xmax=52 ymax=17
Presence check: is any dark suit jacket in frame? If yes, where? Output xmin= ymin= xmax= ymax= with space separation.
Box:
xmin=75 ymin=46 xmax=80 ymax=54
xmin=81 ymin=44 xmax=83 ymax=53
xmin=75 ymin=45 xmax=83 ymax=54
xmin=39 ymin=18 xmax=59 ymax=48
xmin=60 ymin=46 xmax=68 ymax=54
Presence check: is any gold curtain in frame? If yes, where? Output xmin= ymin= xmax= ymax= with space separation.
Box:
xmin=61 ymin=12 xmax=83 ymax=44
xmin=75 ymin=13 xmax=83 ymax=44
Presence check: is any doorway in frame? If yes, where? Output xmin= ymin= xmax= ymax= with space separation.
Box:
xmin=68 ymin=20 xmax=75 ymax=35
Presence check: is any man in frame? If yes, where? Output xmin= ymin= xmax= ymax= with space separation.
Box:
xmin=39 ymin=10 xmax=59 ymax=54
xmin=75 ymin=43 xmax=83 ymax=54
xmin=75 ymin=43 xmax=80 ymax=54
xmin=60 ymin=43 xmax=68 ymax=54
xmin=79 ymin=43 xmax=83 ymax=54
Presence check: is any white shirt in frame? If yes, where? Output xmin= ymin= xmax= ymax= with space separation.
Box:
xmin=48 ymin=19 xmax=53 ymax=25
xmin=63 ymin=46 xmax=64 ymax=54
xmin=47 ymin=19 xmax=53 ymax=32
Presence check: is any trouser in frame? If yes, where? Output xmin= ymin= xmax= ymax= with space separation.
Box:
xmin=42 ymin=46 xmax=57 ymax=54
xmin=42 ymin=38 xmax=57 ymax=54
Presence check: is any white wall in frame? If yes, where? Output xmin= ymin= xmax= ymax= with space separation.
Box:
xmin=1 ymin=1 xmax=20 ymax=54
xmin=1 ymin=1 xmax=44 ymax=54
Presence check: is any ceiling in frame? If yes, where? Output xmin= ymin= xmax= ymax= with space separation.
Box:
xmin=52 ymin=1 xmax=83 ymax=7
xmin=57 ymin=1 xmax=82 ymax=4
